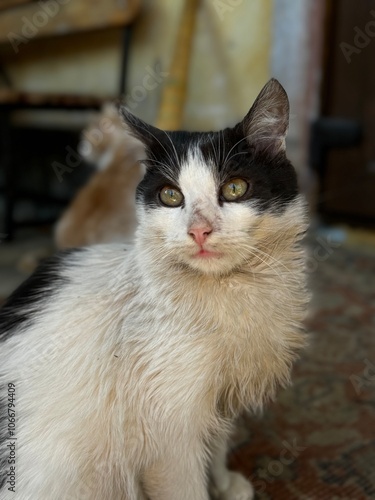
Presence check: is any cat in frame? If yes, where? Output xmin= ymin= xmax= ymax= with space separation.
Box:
xmin=55 ymin=103 xmax=144 ymax=249
xmin=0 ymin=79 xmax=308 ymax=500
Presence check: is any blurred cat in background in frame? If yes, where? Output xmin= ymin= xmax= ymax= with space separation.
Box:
xmin=55 ymin=104 xmax=144 ymax=248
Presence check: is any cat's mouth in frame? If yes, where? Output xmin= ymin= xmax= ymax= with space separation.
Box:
xmin=193 ymin=248 xmax=222 ymax=259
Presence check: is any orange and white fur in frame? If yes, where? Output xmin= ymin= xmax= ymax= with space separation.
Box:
xmin=55 ymin=104 xmax=144 ymax=248
xmin=0 ymin=80 xmax=308 ymax=499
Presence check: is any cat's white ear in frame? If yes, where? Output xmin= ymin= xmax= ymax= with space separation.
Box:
xmin=241 ymin=79 xmax=289 ymax=155
xmin=119 ymin=107 xmax=163 ymax=149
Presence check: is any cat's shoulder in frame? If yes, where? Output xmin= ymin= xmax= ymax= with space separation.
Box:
xmin=0 ymin=248 xmax=81 ymax=342
xmin=0 ymin=244 xmax=134 ymax=343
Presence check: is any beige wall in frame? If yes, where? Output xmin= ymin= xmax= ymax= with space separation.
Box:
xmin=5 ymin=0 xmax=272 ymax=130
xmin=127 ymin=0 xmax=272 ymax=130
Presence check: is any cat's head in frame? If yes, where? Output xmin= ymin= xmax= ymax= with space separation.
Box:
xmin=120 ymin=79 xmax=306 ymax=276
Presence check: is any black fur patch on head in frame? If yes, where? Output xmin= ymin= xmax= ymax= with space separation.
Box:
xmin=123 ymin=79 xmax=298 ymax=212
xmin=136 ymin=131 xmax=205 ymax=207
xmin=200 ymin=127 xmax=299 ymax=211
xmin=0 ymin=249 xmax=82 ymax=344
xmin=136 ymin=127 xmax=298 ymax=211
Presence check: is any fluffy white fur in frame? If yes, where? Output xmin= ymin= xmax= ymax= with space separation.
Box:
xmin=0 ymin=81 xmax=308 ymax=499
xmin=0 ymin=159 xmax=307 ymax=499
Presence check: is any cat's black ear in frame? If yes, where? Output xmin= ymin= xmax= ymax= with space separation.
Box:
xmin=241 ymin=79 xmax=289 ymax=156
xmin=119 ymin=106 xmax=163 ymax=149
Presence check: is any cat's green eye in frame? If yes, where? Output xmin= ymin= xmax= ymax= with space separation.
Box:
xmin=159 ymin=186 xmax=184 ymax=207
xmin=221 ymin=178 xmax=249 ymax=201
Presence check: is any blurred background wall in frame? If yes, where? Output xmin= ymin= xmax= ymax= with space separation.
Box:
xmin=2 ymin=0 xmax=323 ymax=192
xmin=5 ymin=0 xmax=273 ymax=127
xmin=1 ymin=0 xmax=374 ymax=239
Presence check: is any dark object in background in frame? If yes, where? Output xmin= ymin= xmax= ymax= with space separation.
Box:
xmin=310 ymin=116 xmax=362 ymax=205
xmin=0 ymin=0 xmax=140 ymax=240
xmin=310 ymin=118 xmax=362 ymax=179
xmin=0 ymin=126 xmax=94 ymax=231
xmin=319 ymin=0 xmax=375 ymax=223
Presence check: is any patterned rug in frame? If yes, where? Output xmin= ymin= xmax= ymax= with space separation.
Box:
xmin=229 ymin=241 xmax=375 ymax=499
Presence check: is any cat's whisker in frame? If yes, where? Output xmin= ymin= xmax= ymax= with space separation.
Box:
xmin=219 ymin=129 xmax=225 ymax=163
xmin=162 ymin=130 xmax=180 ymax=169
xmin=207 ymin=133 xmax=219 ymax=166
xmin=222 ymin=136 xmax=250 ymax=168
xmin=223 ymin=151 xmax=248 ymax=169
xmin=241 ymin=248 xmax=297 ymax=299
xmin=128 ymin=121 xmax=178 ymax=175
xmin=143 ymin=159 xmax=177 ymax=184
xmin=244 ymin=243 xmax=292 ymax=274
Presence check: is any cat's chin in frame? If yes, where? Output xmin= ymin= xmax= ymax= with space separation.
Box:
xmin=181 ymin=252 xmax=242 ymax=276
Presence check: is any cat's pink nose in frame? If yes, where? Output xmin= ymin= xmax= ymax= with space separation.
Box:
xmin=188 ymin=226 xmax=212 ymax=246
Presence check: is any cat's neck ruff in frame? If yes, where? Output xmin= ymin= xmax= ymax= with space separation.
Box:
xmin=128 ymin=222 xmax=307 ymax=413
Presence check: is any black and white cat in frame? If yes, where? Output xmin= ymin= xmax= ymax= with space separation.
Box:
xmin=0 ymin=79 xmax=308 ymax=499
